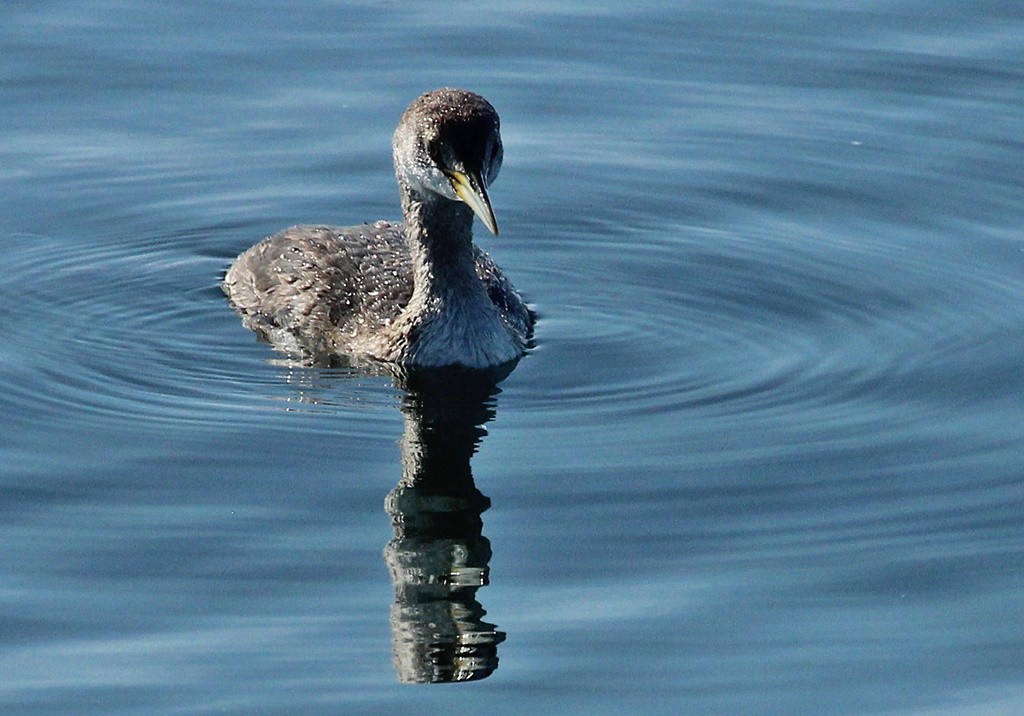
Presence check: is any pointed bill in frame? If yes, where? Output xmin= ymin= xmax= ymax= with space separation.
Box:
xmin=446 ymin=170 xmax=499 ymax=235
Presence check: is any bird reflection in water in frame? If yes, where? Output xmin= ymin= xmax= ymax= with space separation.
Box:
xmin=277 ymin=361 xmax=513 ymax=683
xmin=385 ymin=365 xmax=509 ymax=683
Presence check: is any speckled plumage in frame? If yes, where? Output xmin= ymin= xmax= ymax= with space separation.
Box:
xmin=223 ymin=88 xmax=533 ymax=369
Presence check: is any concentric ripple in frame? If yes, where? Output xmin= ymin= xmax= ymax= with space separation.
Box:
xmin=504 ymin=220 xmax=1024 ymax=466
xmin=0 ymin=231 xmax=402 ymax=439
xmin=3 ymin=219 xmax=1020 ymax=464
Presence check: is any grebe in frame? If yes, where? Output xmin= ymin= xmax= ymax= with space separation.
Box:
xmin=223 ymin=88 xmax=532 ymax=369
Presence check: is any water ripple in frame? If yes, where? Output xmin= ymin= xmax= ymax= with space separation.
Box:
xmin=0 ymin=232 xmax=401 ymax=438
xmin=4 ymin=218 xmax=1019 ymax=458
xmin=509 ymin=221 xmax=1024 ymax=454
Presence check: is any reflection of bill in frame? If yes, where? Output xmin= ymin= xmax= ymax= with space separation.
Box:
xmin=384 ymin=366 xmax=514 ymax=683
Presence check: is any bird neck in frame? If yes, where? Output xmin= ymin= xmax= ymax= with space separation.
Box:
xmin=394 ymin=182 xmax=520 ymax=368
xmin=399 ymin=183 xmax=485 ymax=304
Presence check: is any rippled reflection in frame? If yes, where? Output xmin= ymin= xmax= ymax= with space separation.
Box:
xmin=267 ymin=362 xmax=512 ymax=683
xmin=384 ymin=367 xmax=511 ymax=683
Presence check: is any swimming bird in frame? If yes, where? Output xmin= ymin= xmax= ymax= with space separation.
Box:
xmin=223 ymin=88 xmax=533 ymax=369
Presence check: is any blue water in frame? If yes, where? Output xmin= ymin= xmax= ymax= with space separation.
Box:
xmin=3 ymin=1 xmax=1024 ymax=713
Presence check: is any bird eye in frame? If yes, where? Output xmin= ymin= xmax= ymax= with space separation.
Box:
xmin=431 ymin=139 xmax=459 ymax=173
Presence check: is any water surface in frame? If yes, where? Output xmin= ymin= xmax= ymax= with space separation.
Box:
xmin=2 ymin=1 xmax=1023 ymax=714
